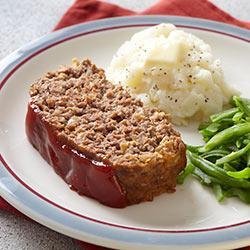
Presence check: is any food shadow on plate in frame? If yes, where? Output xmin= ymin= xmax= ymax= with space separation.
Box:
xmin=102 ymin=179 xmax=207 ymax=229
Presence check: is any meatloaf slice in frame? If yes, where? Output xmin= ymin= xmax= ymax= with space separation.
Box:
xmin=26 ymin=59 xmax=186 ymax=208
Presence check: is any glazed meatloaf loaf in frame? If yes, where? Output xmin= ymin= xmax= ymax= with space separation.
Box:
xmin=26 ymin=59 xmax=186 ymax=208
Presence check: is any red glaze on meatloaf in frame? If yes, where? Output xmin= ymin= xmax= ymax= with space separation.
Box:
xmin=26 ymin=59 xmax=186 ymax=208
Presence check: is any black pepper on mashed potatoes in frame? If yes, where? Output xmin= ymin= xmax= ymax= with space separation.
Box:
xmin=107 ymin=23 xmax=237 ymax=125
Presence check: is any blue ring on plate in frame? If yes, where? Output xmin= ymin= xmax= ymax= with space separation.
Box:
xmin=0 ymin=16 xmax=249 ymax=249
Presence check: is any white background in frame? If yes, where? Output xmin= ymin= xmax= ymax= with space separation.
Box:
xmin=0 ymin=0 xmax=249 ymax=249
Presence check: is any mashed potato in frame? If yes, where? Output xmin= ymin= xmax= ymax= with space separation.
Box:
xmin=107 ymin=23 xmax=237 ymax=125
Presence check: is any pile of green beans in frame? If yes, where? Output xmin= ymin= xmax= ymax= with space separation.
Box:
xmin=178 ymin=96 xmax=250 ymax=204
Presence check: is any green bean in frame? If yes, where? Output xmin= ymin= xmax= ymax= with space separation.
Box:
xmin=188 ymin=151 xmax=250 ymax=188
xmin=201 ymin=149 xmax=230 ymax=160
xmin=236 ymin=135 xmax=249 ymax=148
xmin=199 ymin=119 xmax=234 ymax=141
xmin=223 ymin=163 xmax=236 ymax=172
xmin=224 ymin=188 xmax=250 ymax=204
xmin=199 ymin=123 xmax=250 ymax=152
xmin=199 ymin=123 xmax=220 ymax=141
xmin=244 ymin=134 xmax=250 ymax=140
xmin=204 ymin=123 xmax=221 ymax=133
xmin=210 ymin=107 xmax=238 ymax=123
xmin=212 ymin=184 xmax=224 ymax=202
xmin=232 ymin=112 xmax=244 ymax=123
xmin=247 ymin=152 xmax=250 ymax=167
xmin=227 ymin=167 xmax=250 ymax=179
xmin=193 ymin=167 xmax=212 ymax=185
xmin=186 ymin=145 xmax=202 ymax=153
xmin=243 ymin=139 xmax=250 ymax=145
xmin=193 ymin=167 xmax=224 ymax=185
xmin=241 ymin=97 xmax=250 ymax=105
xmin=230 ymin=96 xmax=250 ymax=106
xmin=216 ymin=143 xmax=250 ymax=165
xmin=198 ymin=121 xmax=212 ymax=130
xmin=177 ymin=163 xmax=195 ymax=184
xmin=233 ymin=96 xmax=250 ymax=117
xmin=236 ymin=138 xmax=242 ymax=148
xmin=184 ymin=96 xmax=250 ymax=204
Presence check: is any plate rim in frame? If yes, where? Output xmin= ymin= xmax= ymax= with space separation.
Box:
xmin=0 ymin=15 xmax=249 ymax=249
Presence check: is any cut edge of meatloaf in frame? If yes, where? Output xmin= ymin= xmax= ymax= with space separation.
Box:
xmin=28 ymin=59 xmax=186 ymax=206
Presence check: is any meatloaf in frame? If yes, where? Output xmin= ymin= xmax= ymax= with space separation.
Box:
xmin=26 ymin=59 xmax=186 ymax=208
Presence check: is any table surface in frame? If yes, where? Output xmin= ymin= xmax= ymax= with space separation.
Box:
xmin=0 ymin=0 xmax=249 ymax=249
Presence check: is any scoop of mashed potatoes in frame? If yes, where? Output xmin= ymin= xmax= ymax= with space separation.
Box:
xmin=107 ymin=23 xmax=237 ymax=125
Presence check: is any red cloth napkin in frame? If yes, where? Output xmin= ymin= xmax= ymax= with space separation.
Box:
xmin=1 ymin=0 xmax=249 ymax=249
xmin=55 ymin=0 xmax=250 ymax=30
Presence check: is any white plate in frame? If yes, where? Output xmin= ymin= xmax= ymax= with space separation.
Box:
xmin=0 ymin=16 xmax=249 ymax=250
